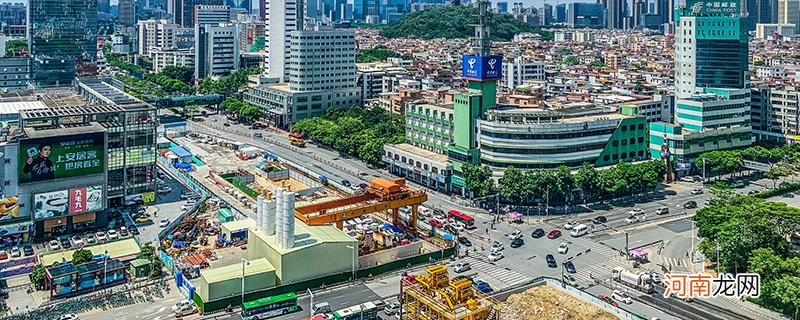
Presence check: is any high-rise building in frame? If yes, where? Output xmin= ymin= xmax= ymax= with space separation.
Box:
xmin=98 ymin=0 xmax=110 ymax=14
xmin=654 ymin=0 xmax=673 ymax=25
xmin=603 ymin=0 xmax=625 ymax=29
xmin=778 ymin=0 xmax=800 ymax=33
xmin=225 ymin=0 xmax=250 ymax=14
xmin=138 ymin=19 xmax=178 ymax=55
xmin=119 ymin=0 xmax=137 ymax=26
xmin=194 ymin=23 xmax=239 ymax=79
xmin=502 ymin=57 xmax=545 ymax=89
xmin=554 ymin=3 xmax=566 ymax=22
xmin=566 ymin=3 xmax=603 ymax=27
xmin=194 ymin=5 xmax=231 ymax=26
xmin=265 ymin=0 xmax=301 ymax=81
xmin=0 ymin=3 xmax=26 ymax=26
xmin=29 ymin=0 xmax=98 ymax=87
xmin=539 ymin=3 xmax=552 ymax=25
xmin=651 ymin=0 xmax=752 ymax=166
xmin=244 ymin=25 xmax=361 ymax=128
xmin=746 ymin=0 xmax=778 ymax=30
xmin=674 ymin=0 xmax=749 ymax=98
xmin=168 ymin=0 xmax=223 ymax=27
xmin=632 ymin=0 xmax=646 ymax=28
xmin=497 ymin=1 xmax=508 ymax=12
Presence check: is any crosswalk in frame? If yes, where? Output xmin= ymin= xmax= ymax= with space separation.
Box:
xmin=560 ymin=236 xmax=636 ymax=286
xmin=661 ymin=256 xmax=690 ymax=272
xmin=459 ymin=256 xmax=531 ymax=287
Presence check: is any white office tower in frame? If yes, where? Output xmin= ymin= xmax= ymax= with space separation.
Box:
xmin=265 ymin=0 xmax=302 ymax=81
xmin=280 ymin=191 xmax=296 ymax=249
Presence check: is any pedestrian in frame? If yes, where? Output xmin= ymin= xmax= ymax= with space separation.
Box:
xmin=485 ymin=228 xmax=489 ymax=234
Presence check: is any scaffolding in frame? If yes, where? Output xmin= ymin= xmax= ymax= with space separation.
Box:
xmin=402 ymin=265 xmax=502 ymax=320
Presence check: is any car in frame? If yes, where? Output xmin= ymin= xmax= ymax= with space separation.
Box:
xmin=598 ymin=294 xmax=619 ymax=307
xmin=358 ymin=183 xmax=368 ymax=189
xmin=531 ymin=228 xmax=546 ymax=238
xmin=490 ymin=242 xmax=504 ymax=252
xmin=10 ymin=246 xmax=20 ymax=258
xmin=0 ymin=250 xmax=7 ymax=260
xmin=625 ymin=215 xmax=642 ymax=224
xmin=684 ymin=201 xmax=698 ymax=209
xmin=612 ymin=290 xmax=633 ymax=304
xmin=564 ymin=260 xmax=576 ymax=273
xmin=180 ymin=193 xmax=195 ymax=200
xmin=85 ymin=234 xmax=97 ymax=244
xmin=547 ymin=229 xmax=562 ymax=239
xmin=58 ymin=314 xmax=79 ymax=320
xmin=60 ymin=237 xmax=72 ymax=249
xmin=563 ymin=275 xmax=578 ymax=286
xmin=159 ymin=219 xmax=170 ymax=227
xmin=135 ymin=215 xmax=152 ymax=223
xmin=384 ymin=303 xmax=401 ymax=315
xmin=472 ymin=280 xmax=493 ymax=293
xmin=223 ymin=122 xmax=230 ymax=127
xmin=120 ymin=226 xmax=129 ymax=237
xmin=648 ymin=272 xmax=663 ymax=286
xmin=748 ymin=190 xmax=758 ymax=195
xmin=691 ymin=188 xmax=704 ymax=195
xmin=157 ymin=186 xmax=172 ymax=194
xmin=563 ymin=221 xmax=578 ymax=230
xmin=48 ymin=240 xmax=60 ymax=251
xmin=429 ymin=219 xmax=443 ymax=228
xmin=546 ymin=254 xmax=557 ymax=268
xmin=508 ymin=230 xmax=523 ymax=240
xmin=627 ymin=208 xmax=644 ymax=216
xmin=510 ymin=238 xmax=525 ymax=248
xmin=128 ymin=225 xmax=140 ymax=235
xmin=23 ymin=245 xmax=33 ymax=256
xmin=593 ymin=216 xmax=608 ymax=224
xmin=679 ymin=176 xmax=695 ymax=182
xmin=457 ymin=236 xmax=472 ymax=247
xmin=558 ymin=242 xmax=569 ymax=254
xmin=488 ymin=251 xmax=504 ymax=262
xmin=453 ymin=261 xmax=471 ymax=273
xmin=107 ymin=229 xmax=119 ymax=240
xmin=71 ymin=235 xmax=84 ymax=247
xmin=394 ymin=310 xmax=409 ymax=320
xmin=452 ymin=275 xmax=472 ymax=283
xmin=96 ymin=232 xmax=107 ymax=242
xmin=733 ymin=180 xmax=745 ymax=188
xmin=444 ymin=225 xmax=457 ymax=234
xmin=341 ymin=180 xmax=351 ymax=187
xmin=655 ymin=207 xmax=670 ymax=215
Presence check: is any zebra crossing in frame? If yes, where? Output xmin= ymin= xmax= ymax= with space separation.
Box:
xmin=661 ymin=256 xmax=690 ymax=271
xmin=459 ymin=256 xmax=532 ymax=287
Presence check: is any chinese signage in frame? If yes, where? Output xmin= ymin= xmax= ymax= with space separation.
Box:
xmin=19 ymin=132 xmax=105 ymax=183
xmin=461 ymin=55 xmax=503 ymax=81
xmin=34 ymin=186 xmax=103 ymax=220
xmin=664 ymin=273 xmax=760 ymax=299
xmin=687 ymin=0 xmax=739 ymax=15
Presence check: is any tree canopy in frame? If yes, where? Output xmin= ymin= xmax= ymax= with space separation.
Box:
xmin=72 ymin=249 xmax=94 ymax=265
xmin=221 ymin=98 xmax=262 ymax=122
xmin=380 ymin=6 xmax=552 ymax=41
xmin=291 ymin=106 xmax=405 ymax=166
xmin=197 ymin=68 xmax=262 ymax=97
xmin=4 ymin=39 xmax=26 ymax=56
xmin=357 ymin=46 xmax=403 ymax=63
xmin=462 ymin=163 xmax=495 ymax=198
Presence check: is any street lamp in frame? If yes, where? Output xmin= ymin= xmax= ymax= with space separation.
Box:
xmin=346 ymin=243 xmax=356 ymax=284
xmin=241 ymin=258 xmax=250 ymax=306
xmin=102 ymin=249 xmax=108 ymax=288
xmin=307 ymin=288 xmax=314 ymax=318
xmin=690 ymin=220 xmax=697 ymax=262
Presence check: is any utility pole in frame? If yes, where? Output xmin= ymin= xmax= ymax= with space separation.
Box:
xmin=546 ymin=185 xmax=550 ymax=217
xmin=307 ymin=288 xmax=314 ymax=318
xmin=624 ymin=232 xmax=629 ymax=260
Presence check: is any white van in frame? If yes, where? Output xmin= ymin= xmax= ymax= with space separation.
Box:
xmin=570 ymin=224 xmax=589 ymax=237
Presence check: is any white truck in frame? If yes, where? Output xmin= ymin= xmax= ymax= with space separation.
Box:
xmin=612 ymin=267 xmax=654 ymax=294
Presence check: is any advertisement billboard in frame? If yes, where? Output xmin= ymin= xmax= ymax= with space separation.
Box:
xmin=0 ymin=195 xmax=20 ymax=221
xmin=461 ymin=55 xmax=503 ymax=81
xmin=19 ymin=132 xmax=105 ymax=183
xmin=34 ymin=186 xmax=103 ymax=220
xmin=686 ymin=0 xmax=739 ymax=15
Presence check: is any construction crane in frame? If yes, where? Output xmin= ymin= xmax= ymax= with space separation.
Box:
xmin=294 ymin=178 xmax=427 ymax=232
xmin=401 ymin=265 xmax=502 ymax=320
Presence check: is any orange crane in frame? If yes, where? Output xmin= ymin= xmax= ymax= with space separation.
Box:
xmin=294 ymin=178 xmax=427 ymax=232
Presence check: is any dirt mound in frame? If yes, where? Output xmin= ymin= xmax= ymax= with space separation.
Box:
xmin=500 ymin=284 xmax=618 ymax=320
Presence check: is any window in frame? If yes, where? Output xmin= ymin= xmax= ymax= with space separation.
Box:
xmin=638 ymin=137 xmax=644 ymax=143
xmin=629 ymin=138 xmax=635 ymax=144
xmin=416 ymin=161 xmax=421 ymax=167
xmin=621 ymin=139 xmax=628 ymax=146
xmin=612 ymin=140 xmax=619 ymax=147
xmin=603 ymin=155 xmax=610 ymax=161
xmin=3 ymin=180 xmax=8 ymax=186
xmin=638 ymin=150 xmax=644 ymax=157
xmin=621 ymin=126 xmax=627 ymax=132
xmin=638 ymin=123 xmax=644 ymax=130
xmin=629 ymin=152 xmax=636 ymax=158
xmin=629 ymin=124 xmax=635 ymax=131
xmin=621 ymin=153 xmax=627 ymax=159
xmin=423 ymin=164 xmax=429 ymax=170
xmin=401 ymin=156 xmax=406 ymax=162
xmin=612 ymin=154 xmax=619 ymax=160
xmin=3 ymin=158 xmax=8 ymax=164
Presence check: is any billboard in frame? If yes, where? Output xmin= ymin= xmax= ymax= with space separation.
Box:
xmin=686 ymin=0 xmax=739 ymax=15
xmin=34 ymin=186 xmax=103 ymax=220
xmin=461 ymin=55 xmax=503 ymax=81
xmin=19 ymin=132 xmax=105 ymax=183
xmin=0 ymin=195 xmax=20 ymax=221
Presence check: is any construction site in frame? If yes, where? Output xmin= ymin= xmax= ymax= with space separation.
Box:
xmin=402 ymin=265 xmax=502 ymax=320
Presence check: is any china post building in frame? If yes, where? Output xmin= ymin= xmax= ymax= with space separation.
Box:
xmin=0 ymin=78 xmax=157 ymax=240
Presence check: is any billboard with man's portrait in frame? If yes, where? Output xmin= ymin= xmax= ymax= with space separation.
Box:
xmin=18 ymin=132 xmax=105 ymax=183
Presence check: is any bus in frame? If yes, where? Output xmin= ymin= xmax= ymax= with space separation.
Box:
xmin=448 ymin=210 xmax=475 ymax=229
xmin=242 ymin=292 xmax=300 ymax=320
xmin=331 ymin=301 xmax=378 ymax=320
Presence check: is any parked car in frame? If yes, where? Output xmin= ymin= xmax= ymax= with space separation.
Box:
xmin=490 ymin=242 xmax=504 ymax=252
xmin=453 ymin=261 xmax=471 ymax=273
xmin=96 ymin=232 xmax=107 ymax=242
xmin=593 ymin=216 xmax=608 ymax=224
xmin=680 ymin=176 xmax=695 ymax=182
xmin=128 ymin=225 xmax=140 ymax=235
xmin=120 ymin=226 xmax=129 ymax=237
xmin=60 ymin=237 xmax=72 ymax=249
xmin=23 ymin=245 xmax=33 ymax=256
xmin=85 ymin=234 xmax=97 ymax=244
xmin=546 ymin=254 xmax=557 ymax=268
xmin=472 ymin=280 xmax=493 ymax=293
xmin=108 ymin=229 xmax=119 ymax=240
xmin=683 ymin=201 xmax=698 ymax=209
xmin=547 ymin=229 xmax=562 ymax=239
xmin=558 ymin=243 xmax=569 ymax=254
xmin=341 ymin=180 xmax=351 ymax=187
xmin=564 ymin=260 xmax=576 ymax=273
xmin=508 ymin=230 xmax=523 ymax=240
xmin=384 ymin=303 xmax=401 ymax=315
xmin=563 ymin=221 xmax=577 ymax=230
xmin=135 ymin=215 xmax=152 ymax=223
xmin=72 ymin=235 xmax=84 ymax=247
xmin=10 ymin=246 xmax=21 ymax=258
xmin=0 ymin=250 xmax=7 ymax=260
xmin=691 ymin=188 xmax=704 ymax=195
xmin=48 ymin=240 xmax=60 ymax=251
xmin=58 ymin=314 xmax=79 ymax=320
xmin=612 ymin=290 xmax=633 ymax=304
xmin=159 ymin=219 xmax=170 ymax=228
xmin=487 ymin=251 xmax=504 ymax=262
xmin=457 ymin=236 xmax=472 ymax=247
xmin=531 ymin=228 xmax=546 ymax=238
xmin=510 ymin=238 xmax=524 ymax=248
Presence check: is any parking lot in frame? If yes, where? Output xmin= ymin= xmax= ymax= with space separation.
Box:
xmin=126 ymin=168 xmax=202 ymax=244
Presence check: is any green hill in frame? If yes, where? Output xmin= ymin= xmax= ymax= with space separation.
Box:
xmin=379 ymin=6 xmax=552 ymax=41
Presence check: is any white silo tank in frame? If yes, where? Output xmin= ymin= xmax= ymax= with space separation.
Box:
xmin=265 ymin=199 xmax=276 ymax=235
xmin=282 ymin=192 xmax=296 ymax=249
xmin=256 ymin=195 xmax=265 ymax=230
xmin=275 ymin=188 xmax=285 ymax=244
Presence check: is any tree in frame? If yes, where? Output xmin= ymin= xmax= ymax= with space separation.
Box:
xmin=563 ymin=56 xmax=579 ymax=65
xmin=5 ymin=39 xmax=26 ymax=56
xmin=553 ymin=165 xmax=574 ymax=203
xmin=574 ymin=163 xmax=599 ymax=201
xmin=770 ymin=275 xmax=800 ymax=319
xmin=589 ymin=61 xmax=606 ymax=67
xmin=462 ymin=163 xmax=494 ymax=198
xmin=72 ymin=249 xmax=93 ymax=265
xmin=499 ymin=166 xmax=528 ymax=203
xmin=30 ymin=265 xmax=46 ymax=290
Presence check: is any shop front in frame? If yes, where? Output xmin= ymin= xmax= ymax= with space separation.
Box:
xmin=0 ymin=221 xmax=33 ymax=247
xmin=45 ymin=259 xmax=128 ymax=298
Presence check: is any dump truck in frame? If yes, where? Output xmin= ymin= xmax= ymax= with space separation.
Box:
xmin=612 ymin=266 xmax=654 ymax=293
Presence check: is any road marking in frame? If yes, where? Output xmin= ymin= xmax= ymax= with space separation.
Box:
xmin=158 ymin=306 xmax=167 ymax=313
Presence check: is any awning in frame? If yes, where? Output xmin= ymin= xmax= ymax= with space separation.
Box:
xmin=508 ymin=212 xmax=522 ymax=218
